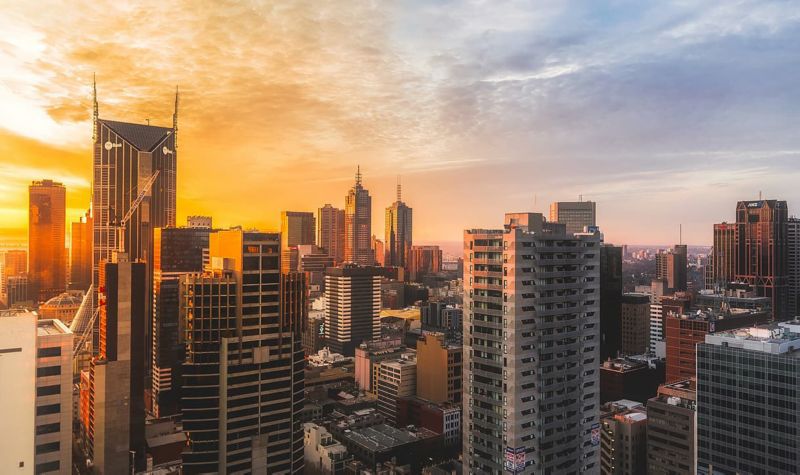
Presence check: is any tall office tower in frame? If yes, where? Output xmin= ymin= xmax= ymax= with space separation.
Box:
xmin=35 ymin=318 xmax=73 ymax=474
xmin=599 ymin=245 xmax=623 ymax=361
xmin=151 ymin=227 xmax=210 ymax=418
xmin=70 ymin=210 xmax=93 ymax=291
xmin=377 ymin=355 xmax=417 ymax=426
xmin=734 ymin=200 xmax=789 ymax=320
xmin=665 ymin=307 xmax=768 ymax=383
xmin=599 ymin=401 xmax=648 ymax=475
xmin=549 ymin=200 xmax=597 ymax=234
xmin=29 ymin=179 xmax=66 ymax=301
xmin=655 ymin=244 xmax=687 ymax=292
xmin=6 ymin=274 xmax=31 ymax=307
xmin=416 ymin=331 xmax=462 ymax=404
xmin=786 ymin=217 xmax=800 ymax=317
xmin=1 ymin=249 xmax=27 ymax=303
xmin=324 ymin=265 xmax=381 ymax=356
xmin=281 ymin=211 xmax=316 ymax=273
xmin=372 ymin=235 xmax=385 ymax=266
xmin=711 ymin=223 xmax=737 ymax=289
xmin=697 ymin=322 xmax=800 ymax=474
xmin=179 ymin=229 xmax=305 ymax=474
xmin=0 ymin=310 xmax=36 ymax=473
xmin=91 ymin=86 xmax=177 ymax=359
xmin=344 ymin=167 xmax=373 ymax=265
xmin=620 ymin=293 xmax=650 ymax=355
xmin=408 ymin=245 xmax=443 ymax=281
xmin=318 ymin=204 xmax=345 ymax=265
xmin=186 ymin=215 xmax=212 ymax=229
xmin=464 ymin=212 xmax=602 ymax=474
xmin=89 ymin=257 xmax=147 ymax=474
xmin=646 ymin=379 xmax=696 ymax=475
xmin=384 ymin=181 xmax=412 ymax=268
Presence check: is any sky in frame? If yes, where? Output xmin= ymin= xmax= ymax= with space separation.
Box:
xmin=1 ymin=0 xmax=799 ymax=249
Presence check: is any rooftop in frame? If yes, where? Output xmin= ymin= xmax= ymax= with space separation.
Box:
xmin=100 ymin=118 xmax=172 ymax=151
xmin=36 ymin=319 xmax=72 ymax=337
xmin=704 ymin=321 xmax=800 ymax=355
xmin=340 ymin=424 xmax=434 ymax=452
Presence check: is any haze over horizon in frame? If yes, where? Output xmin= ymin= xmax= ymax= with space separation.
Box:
xmin=2 ymin=0 xmax=799 ymax=246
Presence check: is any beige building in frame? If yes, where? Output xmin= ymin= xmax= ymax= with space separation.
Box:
xmin=35 ymin=319 xmax=73 ymax=474
xmin=303 ymin=422 xmax=352 ymax=474
xmin=416 ymin=332 xmax=462 ymax=404
xmin=549 ymin=200 xmax=596 ymax=235
xmin=377 ymin=354 xmax=417 ymax=426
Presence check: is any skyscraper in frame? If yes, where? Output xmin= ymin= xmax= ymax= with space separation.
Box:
xmin=620 ymin=293 xmax=650 ymax=355
xmin=318 ymin=204 xmax=345 ymax=265
xmin=655 ymin=244 xmax=687 ymax=292
xmin=151 ymin=226 xmax=210 ymax=418
xmin=281 ymin=211 xmax=316 ymax=273
xmin=734 ymin=199 xmax=789 ymax=320
xmin=89 ymin=257 xmax=147 ymax=473
xmin=29 ymin=179 xmax=66 ymax=301
xmin=711 ymin=222 xmax=737 ymax=289
xmin=697 ymin=322 xmax=800 ymax=474
xmin=70 ymin=210 xmax=92 ymax=291
xmin=785 ymin=217 xmax=799 ymax=318
xmin=599 ymin=245 xmax=623 ymax=360
xmin=324 ymin=265 xmax=381 ymax=356
xmin=408 ymin=245 xmax=442 ymax=281
xmin=464 ymin=212 xmax=601 ymax=474
xmin=549 ymin=200 xmax=596 ymax=234
xmin=384 ymin=181 xmax=412 ymax=268
xmin=344 ymin=167 xmax=373 ymax=265
xmin=180 ymin=229 xmax=305 ymax=473
xmin=91 ymin=83 xmax=177 ymax=357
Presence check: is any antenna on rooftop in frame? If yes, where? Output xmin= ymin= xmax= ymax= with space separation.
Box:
xmin=679 ymin=224 xmax=682 ymax=245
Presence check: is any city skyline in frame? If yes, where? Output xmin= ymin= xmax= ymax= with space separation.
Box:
xmin=3 ymin=1 xmax=800 ymax=246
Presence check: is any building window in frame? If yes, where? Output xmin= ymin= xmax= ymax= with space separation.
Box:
xmin=36 ymin=385 xmax=60 ymax=397
xmin=36 ymin=366 xmax=61 ymax=377
xmin=35 ymin=441 xmax=60 ymax=454
xmin=37 ymin=347 xmax=61 ymax=358
xmin=36 ymin=404 xmax=60 ymax=416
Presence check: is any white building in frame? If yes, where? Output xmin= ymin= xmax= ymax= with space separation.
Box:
xmin=35 ymin=319 xmax=73 ymax=474
xmin=0 ymin=310 xmax=37 ymax=474
xmin=464 ymin=213 xmax=602 ymax=474
xmin=303 ymin=423 xmax=351 ymax=474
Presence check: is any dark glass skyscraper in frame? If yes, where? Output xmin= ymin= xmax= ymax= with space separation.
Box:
xmin=600 ymin=244 xmax=623 ymax=360
xmin=385 ymin=181 xmax=412 ymax=268
xmin=734 ymin=200 xmax=788 ymax=320
xmin=91 ymin=83 xmax=177 ymax=367
xmin=180 ymin=229 xmax=305 ymax=473
xmin=344 ymin=167 xmax=373 ymax=266
xmin=29 ymin=179 xmax=66 ymax=301
xmin=151 ymin=226 xmax=210 ymax=418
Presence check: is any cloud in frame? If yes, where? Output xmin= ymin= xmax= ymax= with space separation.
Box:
xmin=0 ymin=0 xmax=799 ymax=245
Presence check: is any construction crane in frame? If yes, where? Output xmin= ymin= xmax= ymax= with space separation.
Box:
xmin=72 ymin=170 xmax=160 ymax=359
xmin=114 ymin=169 xmax=160 ymax=253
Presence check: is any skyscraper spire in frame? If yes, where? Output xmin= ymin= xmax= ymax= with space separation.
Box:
xmin=355 ymin=165 xmax=362 ymax=186
xmin=173 ymin=85 xmax=179 ymax=150
xmin=92 ymin=73 xmax=99 ymax=142
xmin=396 ymin=175 xmax=402 ymax=203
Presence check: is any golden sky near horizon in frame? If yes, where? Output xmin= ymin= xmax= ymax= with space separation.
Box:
xmin=2 ymin=0 xmax=799 ymax=247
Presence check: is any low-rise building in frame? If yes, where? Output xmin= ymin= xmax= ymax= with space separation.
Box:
xmin=304 ymin=422 xmax=352 ymax=474
xmin=600 ymin=400 xmax=647 ymax=475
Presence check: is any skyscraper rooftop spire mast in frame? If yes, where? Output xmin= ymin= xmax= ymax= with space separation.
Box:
xmin=173 ymin=85 xmax=179 ymax=150
xmin=355 ymin=165 xmax=362 ymax=187
xmin=396 ymin=175 xmax=402 ymax=203
xmin=92 ymin=73 xmax=99 ymax=142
